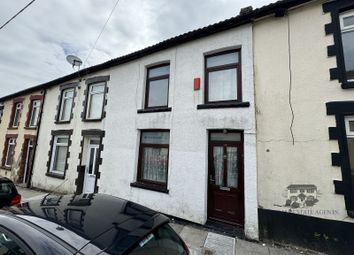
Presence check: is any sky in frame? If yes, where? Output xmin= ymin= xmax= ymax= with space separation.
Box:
xmin=0 ymin=0 xmax=273 ymax=97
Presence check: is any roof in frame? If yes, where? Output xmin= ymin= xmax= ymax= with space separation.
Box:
xmin=4 ymin=193 xmax=169 ymax=254
xmin=0 ymin=0 xmax=313 ymax=102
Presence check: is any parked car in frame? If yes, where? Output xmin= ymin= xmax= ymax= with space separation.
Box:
xmin=0 ymin=193 xmax=189 ymax=255
xmin=0 ymin=176 xmax=21 ymax=208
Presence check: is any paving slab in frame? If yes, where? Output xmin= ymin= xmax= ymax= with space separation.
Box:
xmin=180 ymin=226 xmax=208 ymax=251
xmin=204 ymin=232 xmax=235 ymax=255
xmin=16 ymin=186 xmax=47 ymax=201
xmin=235 ymin=238 xmax=268 ymax=255
xmin=268 ymin=246 xmax=301 ymax=255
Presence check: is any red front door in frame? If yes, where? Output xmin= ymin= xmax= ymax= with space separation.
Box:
xmin=207 ymin=131 xmax=244 ymax=226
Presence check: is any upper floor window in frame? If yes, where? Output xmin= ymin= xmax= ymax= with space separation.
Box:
xmin=340 ymin=10 xmax=354 ymax=81
xmin=205 ymin=50 xmax=241 ymax=103
xmin=58 ymin=88 xmax=74 ymax=122
xmin=29 ymin=100 xmax=41 ymax=127
xmin=49 ymin=135 xmax=69 ymax=176
xmin=12 ymin=102 xmax=22 ymax=127
xmin=145 ymin=64 xmax=170 ymax=108
xmin=86 ymin=83 xmax=105 ymax=120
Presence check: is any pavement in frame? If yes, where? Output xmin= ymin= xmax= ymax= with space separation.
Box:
xmin=16 ymin=186 xmax=325 ymax=255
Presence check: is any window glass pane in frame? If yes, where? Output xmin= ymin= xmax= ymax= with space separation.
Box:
xmin=347 ymin=138 xmax=354 ymax=189
xmin=64 ymin=89 xmax=74 ymax=98
xmin=208 ymin=68 xmax=237 ymax=101
xmin=30 ymin=106 xmax=39 ymax=127
xmin=349 ymin=120 xmax=354 ymax=132
xmin=0 ymin=182 xmax=15 ymax=194
xmin=5 ymin=142 xmax=15 ymax=166
xmin=141 ymin=132 xmax=170 ymax=144
xmin=210 ymin=132 xmax=241 ymax=141
xmin=142 ymin=147 xmax=168 ymax=183
xmin=60 ymin=98 xmax=73 ymax=121
xmin=342 ymin=30 xmax=354 ymax=80
xmin=206 ymin=52 xmax=239 ymax=68
xmin=227 ymin=147 xmax=238 ymax=188
xmin=213 ymin=146 xmax=224 ymax=186
xmin=88 ymin=148 xmax=95 ymax=174
xmin=149 ymin=65 xmax=170 ymax=78
xmin=13 ymin=105 xmax=21 ymax=126
xmin=53 ymin=146 xmax=68 ymax=172
xmin=88 ymin=93 xmax=104 ymax=119
xmin=57 ymin=137 xmax=68 ymax=144
xmin=343 ymin=15 xmax=354 ymax=27
xmin=148 ymin=79 xmax=169 ymax=107
xmin=91 ymin=83 xmax=105 ymax=93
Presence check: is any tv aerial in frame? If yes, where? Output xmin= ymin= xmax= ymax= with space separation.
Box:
xmin=66 ymin=55 xmax=83 ymax=70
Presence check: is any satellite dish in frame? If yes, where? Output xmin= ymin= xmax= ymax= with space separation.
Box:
xmin=66 ymin=55 xmax=83 ymax=69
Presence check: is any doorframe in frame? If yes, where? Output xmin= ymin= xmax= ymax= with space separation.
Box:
xmin=82 ymin=138 xmax=100 ymax=194
xmin=75 ymin=129 xmax=105 ymax=194
xmin=20 ymin=135 xmax=37 ymax=187
xmin=207 ymin=129 xmax=245 ymax=226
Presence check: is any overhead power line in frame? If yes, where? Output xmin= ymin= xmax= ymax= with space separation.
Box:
xmin=0 ymin=0 xmax=36 ymax=31
xmin=83 ymin=0 xmax=121 ymax=67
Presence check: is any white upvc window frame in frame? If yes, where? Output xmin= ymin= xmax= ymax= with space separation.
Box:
xmin=345 ymin=116 xmax=354 ymax=137
xmin=86 ymin=83 xmax=105 ymax=120
xmin=340 ymin=10 xmax=354 ymax=32
xmin=58 ymin=88 xmax=74 ymax=122
xmin=5 ymin=138 xmax=16 ymax=167
xmin=29 ymin=100 xmax=41 ymax=127
xmin=339 ymin=10 xmax=354 ymax=82
xmin=49 ymin=135 xmax=69 ymax=175
xmin=12 ymin=103 xmax=22 ymax=127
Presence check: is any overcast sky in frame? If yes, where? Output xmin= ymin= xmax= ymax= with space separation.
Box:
xmin=0 ymin=0 xmax=273 ymax=97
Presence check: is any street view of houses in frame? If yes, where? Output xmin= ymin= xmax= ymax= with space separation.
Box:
xmin=0 ymin=0 xmax=353 ymax=254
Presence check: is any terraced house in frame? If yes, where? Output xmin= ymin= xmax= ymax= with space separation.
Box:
xmin=0 ymin=89 xmax=44 ymax=187
xmin=1 ymin=0 xmax=354 ymax=253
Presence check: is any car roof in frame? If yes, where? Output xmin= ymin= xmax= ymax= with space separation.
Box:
xmin=0 ymin=176 xmax=13 ymax=183
xmin=3 ymin=193 xmax=169 ymax=254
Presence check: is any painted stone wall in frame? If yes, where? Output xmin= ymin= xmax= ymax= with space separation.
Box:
xmin=254 ymin=0 xmax=354 ymax=223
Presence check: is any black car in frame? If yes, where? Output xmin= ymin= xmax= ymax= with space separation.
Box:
xmin=0 ymin=193 xmax=189 ymax=255
xmin=0 ymin=177 xmax=21 ymax=208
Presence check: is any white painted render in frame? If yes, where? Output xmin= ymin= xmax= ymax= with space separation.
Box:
xmin=99 ymin=24 xmax=258 ymax=239
xmin=31 ymin=70 xmax=109 ymax=193
xmin=254 ymin=0 xmax=354 ymax=223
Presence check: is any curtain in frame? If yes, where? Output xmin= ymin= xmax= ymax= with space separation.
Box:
xmin=227 ymin=147 xmax=238 ymax=188
xmin=213 ymin=146 xmax=224 ymax=186
xmin=142 ymin=147 xmax=168 ymax=183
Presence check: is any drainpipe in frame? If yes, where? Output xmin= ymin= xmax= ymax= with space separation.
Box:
xmin=27 ymin=89 xmax=46 ymax=188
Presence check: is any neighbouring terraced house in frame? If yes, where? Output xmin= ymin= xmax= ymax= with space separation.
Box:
xmin=1 ymin=0 xmax=354 ymax=253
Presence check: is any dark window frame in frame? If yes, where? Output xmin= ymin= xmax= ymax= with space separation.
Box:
xmin=144 ymin=63 xmax=170 ymax=109
xmin=1 ymin=134 xmax=18 ymax=170
xmin=204 ymin=49 xmax=242 ymax=104
xmin=8 ymin=98 xmax=24 ymax=129
xmin=133 ymin=129 xmax=170 ymax=192
xmin=323 ymin=1 xmax=354 ymax=89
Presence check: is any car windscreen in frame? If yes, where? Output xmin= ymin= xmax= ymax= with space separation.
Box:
xmin=127 ymin=223 xmax=188 ymax=255
xmin=0 ymin=182 xmax=15 ymax=195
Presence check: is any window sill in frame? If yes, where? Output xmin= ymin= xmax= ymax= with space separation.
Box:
xmin=24 ymin=126 xmax=37 ymax=130
xmin=137 ymin=107 xmax=172 ymax=114
xmin=0 ymin=166 xmax=12 ymax=171
xmin=46 ymin=172 xmax=65 ymax=179
xmin=82 ymin=118 xmax=103 ymax=122
xmin=54 ymin=120 xmax=71 ymax=124
xmin=197 ymin=101 xmax=250 ymax=109
xmin=7 ymin=127 xmax=18 ymax=130
xmin=130 ymin=182 xmax=169 ymax=194
xmin=341 ymin=81 xmax=354 ymax=89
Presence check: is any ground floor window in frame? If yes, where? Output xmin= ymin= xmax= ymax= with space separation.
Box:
xmin=137 ymin=130 xmax=170 ymax=189
xmin=49 ymin=135 xmax=69 ymax=176
xmin=4 ymin=138 xmax=16 ymax=167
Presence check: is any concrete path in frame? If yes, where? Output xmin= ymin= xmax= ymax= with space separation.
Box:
xmin=16 ymin=186 xmax=325 ymax=255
